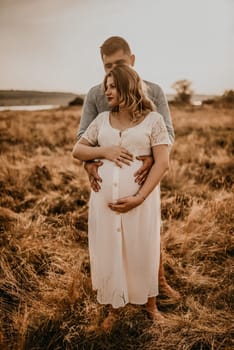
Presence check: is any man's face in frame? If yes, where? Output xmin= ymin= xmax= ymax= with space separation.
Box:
xmin=102 ymin=49 xmax=135 ymax=74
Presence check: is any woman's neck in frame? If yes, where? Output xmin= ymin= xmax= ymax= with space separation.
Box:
xmin=110 ymin=110 xmax=134 ymax=131
xmin=118 ymin=110 xmax=133 ymax=122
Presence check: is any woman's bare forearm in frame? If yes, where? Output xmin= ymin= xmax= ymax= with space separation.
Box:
xmin=73 ymin=141 xmax=133 ymax=165
xmin=72 ymin=142 xmax=105 ymax=161
xmin=135 ymin=146 xmax=169 ymax=200
xmin=136 ymin=162 xmax=168 ymax=200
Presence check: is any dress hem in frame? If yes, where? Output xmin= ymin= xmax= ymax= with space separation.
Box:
xmin=97 ymin=293 xmax=159 ymax=309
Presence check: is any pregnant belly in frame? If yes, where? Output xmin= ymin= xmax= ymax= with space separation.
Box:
xmin=98 ymin=159 xmax=142 ymax=202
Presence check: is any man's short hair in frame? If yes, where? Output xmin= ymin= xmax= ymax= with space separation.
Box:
xmin=100 ymin=36 xmax=131 ymax=58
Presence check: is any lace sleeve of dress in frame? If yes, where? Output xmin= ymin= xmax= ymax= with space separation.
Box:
xmin=150 ymin=114 xmax=171 ymax=147
xmin=81 ymin=118 xmax=99 ymax=146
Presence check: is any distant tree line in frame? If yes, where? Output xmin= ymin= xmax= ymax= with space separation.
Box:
xmin=171 ymin=79 xmax=234 ymax=107
xmin=67 ymin=79 xmax=233 ymax=108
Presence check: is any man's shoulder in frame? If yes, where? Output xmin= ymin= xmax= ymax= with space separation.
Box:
xmin=85 ymin=83 xmax=109 ymax=112
xmin=143 ymin=80 xmax=163 ymax=94
xmin=87 ymin=83 xmax=103 ymax=96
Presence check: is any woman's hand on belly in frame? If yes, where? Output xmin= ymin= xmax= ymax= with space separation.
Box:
xmin=108 ymin=194 xmax=144 ymax=213
xmin=102 ymin=146 xmax=133 ymax=167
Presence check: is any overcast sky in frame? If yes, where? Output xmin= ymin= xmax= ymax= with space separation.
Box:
xmin=0 ymin=0 xmax=233 ymax=95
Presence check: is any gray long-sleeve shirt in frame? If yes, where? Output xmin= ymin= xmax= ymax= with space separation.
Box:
xmin=77 ymin=80 xmax=174 ymax=143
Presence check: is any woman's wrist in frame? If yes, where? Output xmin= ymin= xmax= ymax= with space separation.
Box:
xmin=134 ymin=191 xmax=146 ymax=202
xmin=99 ymin=146 xmax=107 ymax=159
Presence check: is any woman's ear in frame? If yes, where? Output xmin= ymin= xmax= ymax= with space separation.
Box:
xmin=130 ymin=54 xmax=135 ymax=67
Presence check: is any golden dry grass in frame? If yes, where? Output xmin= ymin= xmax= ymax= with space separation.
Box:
xmin=0 ymin=105 xmax=233 ymax=350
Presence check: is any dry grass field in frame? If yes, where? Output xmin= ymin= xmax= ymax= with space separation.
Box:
xmin=0 ymin=105 xmax=233 ymax=350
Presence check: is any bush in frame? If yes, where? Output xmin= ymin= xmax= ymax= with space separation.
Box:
xmin=219 ymin=90 xmax=234 ymax=105
xmin=172 ymin=79 xmax=193 ymax=104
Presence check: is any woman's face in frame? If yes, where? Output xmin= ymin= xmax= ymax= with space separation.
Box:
xmin=105 ymin=76 xmax=119 ymax=107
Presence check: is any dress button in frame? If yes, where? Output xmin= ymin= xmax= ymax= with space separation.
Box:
xmin=113 ymin=182 xmax=118 ymax=187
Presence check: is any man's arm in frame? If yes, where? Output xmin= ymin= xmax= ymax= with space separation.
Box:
xmin=155 ymin=87 xmax=175 ymax=144
xmin=76 ymin=86 xmax=103 ymax=192
xmin=134 ymin=82 xmax=174 ymax=184
xmin=77 ymin=87 xmax=98 ymax=140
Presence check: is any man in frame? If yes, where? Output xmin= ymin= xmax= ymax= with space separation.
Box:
xmin=77 ymin=36 xmax=180 ymax=300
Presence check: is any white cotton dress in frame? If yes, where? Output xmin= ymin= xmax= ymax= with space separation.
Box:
xmin=82 ymin=111 xmax=171 ymax=308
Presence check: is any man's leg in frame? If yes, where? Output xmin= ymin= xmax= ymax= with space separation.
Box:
xmin=101 ymin=306 xmax=119 ymax=332
xmin=145 ymin=297 xmax=164 ymax=321
xmin=158 ymin=244 xmax=181 ymax=299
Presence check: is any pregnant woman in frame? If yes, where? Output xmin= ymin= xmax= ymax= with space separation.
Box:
xmin=72 ymin=65 xmax=171 ymax=331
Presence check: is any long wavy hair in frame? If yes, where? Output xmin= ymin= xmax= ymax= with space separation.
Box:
xmin=103 ymin=65 xmax=155 ymax=122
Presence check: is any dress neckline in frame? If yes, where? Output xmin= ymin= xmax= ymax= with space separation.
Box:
xmin=107 ymin=111 xmax=153 ymax=133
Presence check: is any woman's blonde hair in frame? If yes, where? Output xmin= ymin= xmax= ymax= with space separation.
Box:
xmin=103 ymin=65 xmax=155 ymax=122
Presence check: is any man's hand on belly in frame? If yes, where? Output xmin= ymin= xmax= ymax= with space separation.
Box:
xmin=134 ymin=155 xmax=154 ymax=185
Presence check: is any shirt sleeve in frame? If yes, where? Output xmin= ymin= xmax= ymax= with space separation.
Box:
xmin=80 ymin=116 xmax=99 ymax=146
xmin=150 ymin=113 xmax=171 ymax=147
xmin=154 ymin=86 xmax=175 ymax=144
xmin=77 ymin=87 xmax=98 ymax=140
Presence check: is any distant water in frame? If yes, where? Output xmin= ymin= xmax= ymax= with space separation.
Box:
xmin=0 ymin=94 xmax=213 ymax=112
xmin=0 ymin=105 xmax=60 ymax=111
